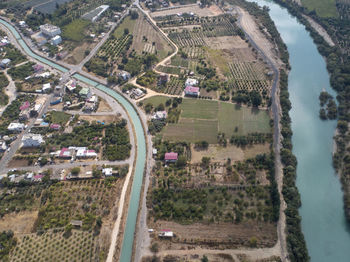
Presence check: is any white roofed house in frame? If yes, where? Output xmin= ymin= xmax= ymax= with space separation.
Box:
xmin=22 ymin=134 xmax=44 ymax=147
xmin=185 ymin=78 xmax=198 ymax=87
xmin=76 ymin=147 xmax=97 ymax=158
xmin=8 ymin=123 xmax=25 ymax=132
xmin=152 ymin=111 xmax=167 ymax=120
xmin=40 ymin=24 xmax=61 ymax=38
xmin=50 ymin=35 xmax=62 ymax=46
xmin=42 ymin=83 xmax=52 ymax=93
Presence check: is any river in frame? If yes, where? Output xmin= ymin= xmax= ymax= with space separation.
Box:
xmin=250 ymin=0 xmax=350 ymax=261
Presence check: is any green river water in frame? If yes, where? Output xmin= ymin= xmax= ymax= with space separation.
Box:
xmin=252 ymin=1 xmax=350 ymax=261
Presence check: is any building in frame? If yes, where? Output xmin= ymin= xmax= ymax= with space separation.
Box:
xmin=0 ymin=58 xmax=11 ymax=68
xmin=79 ymin=87 xmax=91 ymax=98
xmin=8 ymin=123 xmax=25 ymax=132
xmin=19 ymin=109 xmax=30 ymax=121
xmin=132 ymin=88 xmax=144 ymax=98
xmin=22 ymin=134 xmax=44 ymax=147
xmin=184 ymin=86 xmax=200 ymax=97
xmin=119 ymin=71 xmax=131 ymax=81
xmin=50 ymin=124 xmax=61 ymax=130
xmin=33 ymin=64 xmax=44 ymax=73
xmin=102 ymin=168 xmax=113 ymax=177
xmin=58 ymin=148 xmax=72 ymax=159
xmin=42 ymin=83 xmax=51 ymax=93
xmin=185 ymin=78 xmax=198 ymax=87
xmin=0 ymin=141 xmax=7 ymax=152
xmin=19 ymin=21 xmax=26 ymax=27
xmin=152 ymin=111 xmax=167 ymax=120
xmin=158 ymin=231 xmax=174 ymax=238
xmin=20 ymin=101 xmax=30 ymax=111
xmin=50 ymin=35 xmax=62 ymax=46
xmin=70 ymin=220 xmax=83 ymax=227
xmin=76 ymin=147 xmax=97 ymax=158
xmin=65 ymin=79 xmax=76 ymax=92
xmin=164 ymin=152 xmax=178 ymax=163
xmin=40 ymin=24 xmax=61 ymax=38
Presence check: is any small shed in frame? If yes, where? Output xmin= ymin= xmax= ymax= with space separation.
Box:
xmin=70 ymin=220 xmax=83 ymax=227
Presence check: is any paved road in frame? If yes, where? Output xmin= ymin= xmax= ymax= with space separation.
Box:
xmin=4 ymin=159 xmax=130 ymax=173
xmin=233 ymin=6 xmax=288 ymax=262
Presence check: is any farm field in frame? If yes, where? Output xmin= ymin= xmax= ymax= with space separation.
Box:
xmin=131 ymin=15 xmax=173 ymax=60
xmin=150 ymin=4 xmax=223 ymax=18
xmin=62 ymin=19 xmax=90 ymax=42
xmin=162 ymin=99 xmax=271 ymax=143
xmin=141 ymin=95 xmax=170 ymax=107
xmin=301 ymin=0 xmax=338 ymax=17
xmin=10 ymin=230 xmax=98 ymax=262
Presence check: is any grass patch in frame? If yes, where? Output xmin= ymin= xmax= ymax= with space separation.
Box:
xmin=0 ymin=73 xmax=9 ymax=106
xmin=62 ymin=19 xmax=90 ymax=42
xmin=301 ymin=0 xmax=338 ymax=17
xmin=47 ymin=111 xmax=71 ymax=125
xmin=113 ymin=16 xmax=137 ymax=39
xmin=162 ymin=99 xmax=271 ymax=143
xmin=142 ymin=95 xmax=170 ymax=107
xmin=218 ymin=103 xmax=270 ymax=135
xmin=180 ymin=99 xmax=218 ymax=120
xmin=163 ymin=118 xmax=218 ymax=143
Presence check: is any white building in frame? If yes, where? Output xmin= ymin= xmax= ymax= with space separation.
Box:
xmin=40 ymin=24 xmax=61 ymax=38
xmin=102 ymin=168 xmax=113 ymax=176
xmin=42 ymin=83 xmax=51 ymax=93
xmin=185 ymin=78 xmax=198 ymax=87
xmin=50 ymin=35 xmax=62 ymax=46
xmin=8 ymin=123 xmax=25 ymax=132
xmin=152 ymin=111 xmax=167 ymax=120
xmin=22 ymin=134 xmax=44 ymax=147
xmin=76 ymin=147 xmax=97 ymax=158
xmin=0 ymin=141 xmax=7 ymax=152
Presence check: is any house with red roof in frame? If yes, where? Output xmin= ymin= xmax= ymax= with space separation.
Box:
xmin=184 ymin=86 xmax=200 ymax=97
xmin=50 ymin=124 xmax=61 ymax=130
xmin=20 ymin=101 xmax=30 ymax=111
xmin=164 ymin=152 xmax=178 ymax=163
xmin=59 ymin=148 xmax=72 ymax=158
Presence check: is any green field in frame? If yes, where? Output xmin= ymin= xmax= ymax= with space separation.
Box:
xmin=142 ymin=95 xmax=170 ymax=107
xmin=218 ymin=102 xmax=270 ymax=135
xmin=301 ymin=0 xmax=338 ymax=17
xmin=162 ymin=99 xmax=271 ymax=143
xmin=113 ymin=16 xmax=137 ymax=38
xmin=179 ymin=99 xmax=218 ymax=119
xmin=62 ymin=19 xmax=90 ymax=42
xmin=48 ymin=111 xmax=71 ymax=125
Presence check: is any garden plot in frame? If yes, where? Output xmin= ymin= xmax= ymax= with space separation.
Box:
xmin=132 ymin=15 xmax=173 ymax=59
xmin=10 ymin=230 xmax=98 ymax=262
xmin=162 ymin=99 xmax=270 ymax=142
xmin=228 ymin=61 xmax=270 ymax=92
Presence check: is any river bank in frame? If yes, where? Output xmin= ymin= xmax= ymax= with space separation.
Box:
xmin=252 ymin=0 xmax=350 ymax=261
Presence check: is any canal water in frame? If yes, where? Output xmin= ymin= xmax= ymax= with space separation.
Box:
xmin=250 ymin=1 xmax=350 ymax=261
xmin=0 ymin=18 xmax=147 ymax=261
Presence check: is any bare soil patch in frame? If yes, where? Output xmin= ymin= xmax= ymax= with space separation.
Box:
xmin=205 ymin=36 xmax=248 ymax=50
xmin=97 ymin=98 xmax=113 ymax=112
xmin=8 ymin=158 xmax=29 ymax=167
xmin=0 ymin=211 xmax=38 ymax=234
xmin=151 ymin=5 xmax=223 ymax=18
xmin=79 ymin=114 xmax=120 ymax=124
xmin=150 ymin=220 xmax=277 ymax=249
xmin=190 ymin=144 xmax=270 ymax=164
